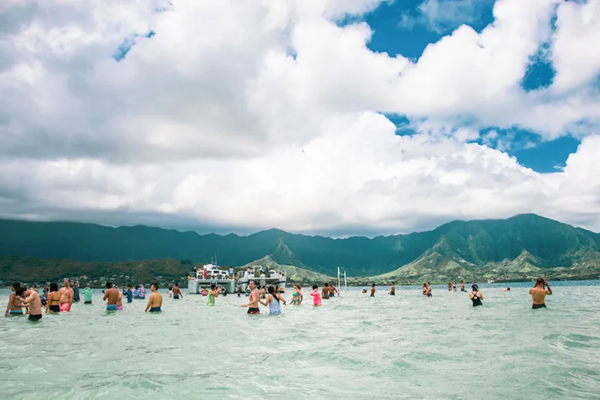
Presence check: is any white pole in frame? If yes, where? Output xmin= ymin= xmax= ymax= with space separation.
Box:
xmin=344 ymin=271 xmax=347 ymax=291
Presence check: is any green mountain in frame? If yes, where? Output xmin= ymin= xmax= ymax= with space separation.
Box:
xmin=1 ymin=214 xmax=599 ymax=282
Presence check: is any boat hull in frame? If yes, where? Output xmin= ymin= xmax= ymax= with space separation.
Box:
xmin=188 ymin=279 xmax=236 ymax=294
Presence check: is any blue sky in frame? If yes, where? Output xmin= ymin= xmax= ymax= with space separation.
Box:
xmin=343 ymin=0 xmax=580 ymax=174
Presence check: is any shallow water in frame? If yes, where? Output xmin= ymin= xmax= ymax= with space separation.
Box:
xmin=1 ymin=283 xmax=600 ymax=400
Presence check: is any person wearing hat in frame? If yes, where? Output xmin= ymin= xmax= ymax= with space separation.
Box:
xmin=469 ymin=284 xmax=483 ymax=307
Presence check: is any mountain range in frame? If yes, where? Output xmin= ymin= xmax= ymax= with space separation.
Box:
xmin=1 ymin=214 xmax=600 ymax=283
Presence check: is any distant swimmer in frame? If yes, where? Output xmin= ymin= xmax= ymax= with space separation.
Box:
xmin=389 ymin=282 xmax=395 ymax=295
xmin=331 ymin=284 xmax=338 ymax=297
xmin=172 ymin=283 xmax=183 ymax=300
xmin=530 ymin=278 xmax=552 ymax=309
xmin=422 ymin=283 xmax=428 ymax=296
xmin=5 ymin=282 xmax=24 ymax=316
xmin=504 ymin=287 xmax=511 ymax=292
xmin=322 ymin=282 xmax=331 ymax=300
xmin=46 ymin=283 xmax=61 ymax=313
xmin=73 ymin=281 xmax=80 ymax=303
xmin=460 ymin=281 xmax=466 ymax=292
xmin=207 ymin=284 xmax=220 ymax=306
xmin=362 ymin=289 xmax=367 ymax=294
xmin=103 ymin=282 xmax=120 ymax=311
xmin=261 ymin=286 xmax=286 ymax=314
xmin=16 ymin=287 xmax=43 ymax=321
xmin=241 ymin=281 xmax=260 ymax=314
xmin=145 ymin=283 xmax=163 ymax=313
xmin=448 ymin=282 xmax=452 ymax=291
xmin=370 ymin=283 xmax=376 ymax=297
xmin=453 ymin=282 xmax=457 ymax=292
xmin=59 ymin=279 xmax=74 ymax=312
xmin=81 ymin=284 xmax=93 ymax=304
xmin=469 ymin=284 xmax=483 ymax=307
xmin=126 ymin=285 xmax=133 ymax=303
xmin=290 ymin=284 xmax=303 ymax=305
xmin=310 ymin=284 xmax=322 ymax=307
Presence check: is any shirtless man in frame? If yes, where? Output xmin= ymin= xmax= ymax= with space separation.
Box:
xmin=389 ymin=282 xmax=396 ymax=296
xmin=103 ymin=282 xmax=120 ymax=311
xmin=172 ymin=283 xmax=183 ymax=299
xmin=241 ymin=281 xmax=260 ymax=314
xmin=322 ymin=282 xmax=331 ymax=300
xmin=16 ymin=287 xmax=43 ymax=321
xmin=145 ymin=283 xmax=163 ymax=312
xmin=5 ymin=282 xmax=24 ymax=316
xmin=59 ymin=279 xmax=74 ymax=312
xmin=460 ymin=281 xmax=466 ymax=292
xmin=530 ymin=277 xmax=552 ymax=309
xmin=370 ymin=283 xmax=376 ymax=297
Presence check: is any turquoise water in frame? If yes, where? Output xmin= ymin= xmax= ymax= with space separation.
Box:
xmin=1 ymin=282 xmax=600 ymax=399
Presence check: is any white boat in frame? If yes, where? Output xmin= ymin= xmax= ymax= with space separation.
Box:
xmin=187 ymin=262 xmax=236 ymax=294
xmin=237 ymin=267 xmax=286 ymax=293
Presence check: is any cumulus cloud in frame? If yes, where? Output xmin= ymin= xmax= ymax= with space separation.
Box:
xmin=0 ymin=0 xmax=600 ymax=236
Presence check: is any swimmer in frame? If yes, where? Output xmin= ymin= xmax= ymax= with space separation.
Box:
xmin=172 ymin=283 xmax=183 ymax=299
xmin=448 ymin=282 xmax=452 ymax=291
xmin=103 ymin=282 xmax=120 ymax=311
xmin=362 ymin=289 xmax=367 ymax=294
xmin=16 ymin=287 xmax=43 ymax=321
xmin=423 ymin=282 xmax=432 ymax=297
xmin=389 ymin=282 xmax=396 ymax=295
xmin=46 ymin=283 xmax=61 ymax=313
xmin=81 ymin=284 xmax=93 ymax=304
xmin=469 ymin=284 xmax=483 ymax=307
xmin=168 ymin=286 xmax=173 ymax=298
xmin=125 ymin=285 xmax=133 ymax=303
xmin=330 ymin=284 xmax=338 ymax=298
xmin=453 ymin=282 xmax=457 ymax=292
xmin=260 ymin=286 xmax=286 ymax=314
xmin=207 ymin=284 xmax=220 ymax=306
xmin=370 ymin=283 xmax=376 ymax=297
xmin=201 ymin=288 xmax=208 ymax=296
xmin=145 ymin=283 xmax=163 ymax=313
xmin=322 ymin=282 xmax=331 ymax=300
xmin=290 ymin=284 xmax=303 ymax=305
xmin=460 ymin=281 xmax=465 ymax=292
xmin=59 ymin=279 xmax=74 ymax=312
xmin=241 ymin=281 xmax=260 ymax=314
xmin=530 ymin=277 xmax=551 ymax=309
xmin=422 ymin=283 xmax=427 ymax=296
xmin=504 ymin=287 xmax=511 ymax=292
xmin=260 ymin=285 xmax=267 ymax=300
xmin=310 ymin=284 xmax=322 ymax=307
xmin=5 ymin=282 xmax=24 ymax=316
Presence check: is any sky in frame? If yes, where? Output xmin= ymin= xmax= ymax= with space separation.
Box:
xmin=0 ymin=0 xmax=599 ymax=237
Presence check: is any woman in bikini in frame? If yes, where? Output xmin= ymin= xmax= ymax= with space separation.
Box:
xmin=290 ymin=284 xmax=303 ymax=305
xmin=46 ymin=282 xmax=61 ymax=313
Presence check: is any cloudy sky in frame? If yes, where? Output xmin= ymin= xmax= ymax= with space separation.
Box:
xmin=0 ymin=0 xmax=599 ymax=237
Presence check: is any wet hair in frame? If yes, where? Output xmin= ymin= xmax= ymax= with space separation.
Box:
xmin=536 ymin=277 xmax=545 ymax=285
xmin=372 ymin=283 xmax=375 ymax=287
xmin=312 ymin=284 xmax=318 ymax=290
xmin=391 ymin=282 xmax=395 ymax=285
xmin=268 ymin=286 xmax=279 ymax=302
xmin=152 ymin=282 xmax=159 ymax=289
xmin=175 ymin=283 xmax=179 ymax=287
xmin=472 ymin=284 xmax=479 ymax=291
xmin=324 ymin=282 xmax=329 ymax=287
xmin=422 ymin=282 xmax=427 ymax=287
xmin=11 ymin=282 xmax=20 ymax=290
xmin=106 ymin=282 xmax=113 ymax=289
xmin=507 ymin=287 xmax=511 ymax=291
xmin=50 ymin=282 xmax=59 ymax=292
xmin=15 ymin=287 xmax=26 ymax=297
xmin=168 ymin=286 xmax=172 ymax=290
xmin=210 ymin=283 xmax=216 ymax=290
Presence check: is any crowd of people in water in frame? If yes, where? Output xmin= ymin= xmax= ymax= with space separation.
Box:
xmin=4 ymin=277 xmax=553 ymax=321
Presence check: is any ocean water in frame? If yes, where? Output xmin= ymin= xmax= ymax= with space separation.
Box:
xmin=1 ymin=282 xmax=600 ymax=400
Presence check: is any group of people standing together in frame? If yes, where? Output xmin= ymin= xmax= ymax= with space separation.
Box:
xmin=241 ymin=281 xmax=339 ymax=314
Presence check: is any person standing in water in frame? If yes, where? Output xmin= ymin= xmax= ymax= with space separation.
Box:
xmin=5 ymin=282 xmax=23 ymax=316
xmin=469 ymin=284 xmax=483 ymax=307
xmin=310 ymin=284 xmax=322 ymax=307
xmin=322 ymin=283 xmax=331 ymax=300
xmin=46 ymin=283 xmax=61 ymax=313
xmin=261 ymin=286 xmax=286 ymax=314
xmin=424 ymin=282 xmax=432 ymax=297
xmin=530 ymin=277 xmax=552 ymax=309
xmin=241 ymin=281 xmax=260 ymax=314
xmin=370 ymin=283 xmax=376 ymax=297
xmin=207 ymin=284 xmax=220 ymax=306
xmin=460 ymin=281 xmax=466 ymax=292
xmin=16 ymin=287 xmax=43 ymax=321
xmin=81 ymin=284 xmax=93 ymax=304
xmin=73 ymin=281 xmax=81 ymax=303
xmin=453 ymin=282 xmax=457 ymax=292
xmin=172 ymin=283 xmax=183 ymax=299
xmin=59 ymin=279 xmax=74 ymax=312
xmin=448 ymin=282 xmax=452 ymax=291
xmin=145 ymin=283 xmax=163 ymax=313
xmin=389 ymin=282 xmax=396 ymax=296
xmin=103 ymin=282 xmax=120 ymax=311
xmin=290 ymin=284 xmax=303 ymax=305
xmin=126 ymin=285 xmax=133 ymax=303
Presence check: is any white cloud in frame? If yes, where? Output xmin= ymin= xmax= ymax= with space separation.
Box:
xmin=0 ymin=0 xmax=600 ymax=236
